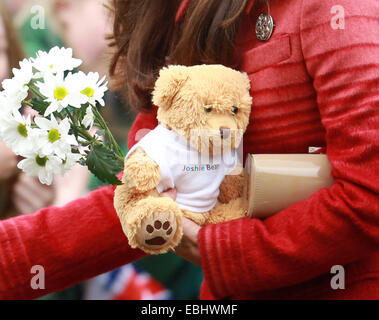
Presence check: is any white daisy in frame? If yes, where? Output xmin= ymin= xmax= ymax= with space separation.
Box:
xmin=75 ymin=71 xmax=108 ymax=107
xmin=0 ymin=92 xmax=14 ymax=116
xmin=1 ymin=78 xmax=29 ymax=111
xmin=36 ymin=72 xmax=87 ymax=116
xmin=60 ymin=152 xmax=83 ymax=175
xmin=11 ymin=58 xmax=34 ymax=86
xmin=17 ymin=150 xmax=62 ymax=185
xmin=0 ymin=110 xmax=34 ymax=155
xmin=0 ymin=59 xmax=33 ymax=114
xmin=82 ymin=106 xmax=95 ymax=129
xmin=34 ymin=115 xmax=78 ymax=159
xmin=33 ymin=46 xmax=82 ymax=77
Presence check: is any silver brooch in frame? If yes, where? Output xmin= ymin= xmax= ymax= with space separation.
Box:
xmin=256 ymin=13 xmax=274 ymax=42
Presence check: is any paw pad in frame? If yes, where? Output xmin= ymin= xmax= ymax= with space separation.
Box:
xmin=145 ymin=219 xmax=174 ymax=246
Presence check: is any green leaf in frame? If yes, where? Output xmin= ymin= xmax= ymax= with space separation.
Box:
xmin=30 ymin=97 xmax=49 ymax=115
xmin=85 ymin=144 xmax=123 ymax=185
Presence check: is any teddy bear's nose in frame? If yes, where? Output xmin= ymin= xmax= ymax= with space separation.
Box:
xmin=219 ymin=127 xmax=231 ymax=139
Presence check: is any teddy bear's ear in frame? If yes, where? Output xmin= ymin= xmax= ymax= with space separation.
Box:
xmin=152 ymin=65 xmax=189 ymax=110
xmin=240 ymin=72 xmax=251 ymax=91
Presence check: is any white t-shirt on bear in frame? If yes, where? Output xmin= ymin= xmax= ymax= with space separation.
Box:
xmin=126 ymin=124 xmax=238 ymax=213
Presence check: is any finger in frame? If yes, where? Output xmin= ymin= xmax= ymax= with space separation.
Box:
xmin=12 ymin=185 xmax=42 ymax=214
xmin=182 ymin=217 xmax=201 ymax=240
xmin=160 ymin=188 xmax=177 ymax=200
xmin=13 ymin=193 xmax=36 ymax=214
xmin=13 ymin=177 xmax=54 ymax=213
xmin=13 ymin=186 xmax=44 ymax=214
xmin=19 ymin=176 xmax=54 ymax=203
xmin=0 ymin=143 xmax=18 ymax=178
xmin=172 ymin=217 xmax=202 ymax=266
xmin=12 ymin=195 xmax=30 ymax=215
xmin=23 ymin=106 xmax=39 ymax=121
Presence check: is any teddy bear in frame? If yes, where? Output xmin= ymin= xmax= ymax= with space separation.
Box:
xmin=114 ymin=64 xmax=252 ymax=254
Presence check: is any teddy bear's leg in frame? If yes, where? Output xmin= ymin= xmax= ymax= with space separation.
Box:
xmin=126 ymin=196 xmax=183 ymax=254
xmin=114 ymin=148 xmax=183 ymax=254
xmin=205 ymin=197 xmax=248 ymax=225
xmin=218 ymin=171 xmax=244 ymax=204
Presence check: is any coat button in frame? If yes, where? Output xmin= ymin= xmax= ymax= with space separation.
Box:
xmin=256 ymin=13 xmax=274 ymax=41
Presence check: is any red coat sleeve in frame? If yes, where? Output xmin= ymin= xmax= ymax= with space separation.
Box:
xmin=198 ymin=0 xmax=379 ymax=298
xmin=127 ymin=109 xmax=158 ymax=149
xmin=0 ymin=107 xmax=159 ymax=299
xmin=0 ymin=110 xmax=159 ymax=300
xmin=0 ymin=185 xmax=146 ymax=299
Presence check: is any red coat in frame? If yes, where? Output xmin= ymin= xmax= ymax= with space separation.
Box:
xmin=0 ymin=0 xmax=378 ymax=300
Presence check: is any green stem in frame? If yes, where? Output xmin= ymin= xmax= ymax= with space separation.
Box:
xmin=75 ymin=127 xmax=124 ymax=165
xmin=92 ymin=105 xmax=124 ymax=158
xmin=22 ymin=100 xmax=33 ymax=107
xmin=114 ymin=153 xmax=125 ymax=165
xmin=55 ymin=103 xmax=125 ymax=168
xmin=65 ymin=108 xmax=76 ymax=126
xmin=29 ymin=85 xmax=46 ymax=101
xmin=65 ymin=108 xmax=88 ymax=145
xmin=77 ymin=127 xmax=96 ymax=143
xmin=53 ymin=111 xmax=64 ymax=120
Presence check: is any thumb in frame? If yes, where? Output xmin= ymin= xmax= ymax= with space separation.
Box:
xmin=160 ymin=188 xmax=177 ymax=200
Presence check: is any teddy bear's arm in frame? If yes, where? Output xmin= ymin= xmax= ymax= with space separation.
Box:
xmin=218 ymin=172 xmax=244 ymax=204
xmin=115 ymin=147 xmax=183 ymax=255
xmin=122 ymin=148 xmax=161 ymax=193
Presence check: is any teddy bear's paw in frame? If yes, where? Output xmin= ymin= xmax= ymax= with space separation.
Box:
xmin=133 ymin=202 xmax=183 ymax=254
xmin=144 ymin=219 xmax=174 ymax=246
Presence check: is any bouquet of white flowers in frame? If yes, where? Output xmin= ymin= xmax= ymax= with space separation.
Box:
xmin=0 ymin=47 xmax=125 ymax=185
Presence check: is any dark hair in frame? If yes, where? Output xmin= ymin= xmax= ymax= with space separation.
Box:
xmin=108 ymin=0 xmax=253 ymax=113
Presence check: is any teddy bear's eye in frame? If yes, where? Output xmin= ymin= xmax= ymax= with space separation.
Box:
xmin=232 ymin=106 xmax=239 ymax=114
xmin=205 ymin=107 xmax=212 ymax=113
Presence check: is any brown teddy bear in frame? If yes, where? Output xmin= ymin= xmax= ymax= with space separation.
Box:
xmin=114 ymin=64 xmax=252 ymax=254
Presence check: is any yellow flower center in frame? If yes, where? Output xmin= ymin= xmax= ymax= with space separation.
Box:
xmin=48 ymin=129 xmax=61 ymax=143
xmin=81 ymin=87 xmax=95 ymax=98
xmin=49 ymin=64 xmax=53 ymax=69
xmin=35 ymin=155 xmax=48 ymax=167
xmin=17 ymin=124 xmax=28 ymax=137
xmin=54 ymin=87 xmax=68 ymax=101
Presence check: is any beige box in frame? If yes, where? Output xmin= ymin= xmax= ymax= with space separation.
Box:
xmin=243 ymin=154 xmax=334 ymax=218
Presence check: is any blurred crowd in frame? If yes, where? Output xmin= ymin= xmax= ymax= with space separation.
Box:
xmin=0 ymin=0 xmax=203 ymax=300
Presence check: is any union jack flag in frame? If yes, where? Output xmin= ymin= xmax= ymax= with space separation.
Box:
xmin=83 ymin=264 xmax=171 ymax=300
